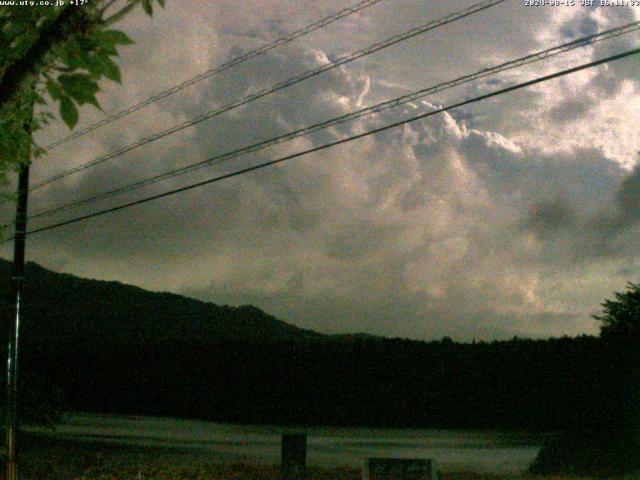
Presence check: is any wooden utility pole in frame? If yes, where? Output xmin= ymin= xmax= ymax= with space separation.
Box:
xmin=5 ymin=161 xmax=30 ymax=480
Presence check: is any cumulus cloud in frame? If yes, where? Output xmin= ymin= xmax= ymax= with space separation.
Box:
xmin=3 ymin=0 xmax=640 ymax=341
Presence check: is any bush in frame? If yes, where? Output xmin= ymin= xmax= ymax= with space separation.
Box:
xmin=0 ymin=373 xmax=68 ymax=427
xmin=530 ymin=429 xmax=640 ymax=477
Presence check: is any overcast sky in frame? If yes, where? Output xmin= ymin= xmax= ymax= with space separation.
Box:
xmin=3 ymin=0 xmax=640 ymax=341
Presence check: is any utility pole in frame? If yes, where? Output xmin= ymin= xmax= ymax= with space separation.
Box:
xmin=5 ymin=160 xmax=30 ymax=480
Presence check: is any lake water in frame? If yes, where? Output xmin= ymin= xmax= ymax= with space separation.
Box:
xmin=27 ymin=413 xmax=543 ymax=474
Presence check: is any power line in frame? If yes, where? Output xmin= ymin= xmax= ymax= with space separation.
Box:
xmin=30 ymin=0 xmax=507 ymax=191
xmin=25 ymin=20 xmax=640 ymax=223
xmin=41 ymin=0 xmax=386 ymax=152
xmin=22 ymin=46 xmax=640 ymax=237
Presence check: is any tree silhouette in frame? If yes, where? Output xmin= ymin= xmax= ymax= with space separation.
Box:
xmin=594 ymin=282 xmax=640 ymax=341
xmin=532 ymin=283 xmax=640 ymax=475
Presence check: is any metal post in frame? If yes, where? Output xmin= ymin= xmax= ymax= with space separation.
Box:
xmin=281 ymin=433 xmax=307 ymax=480
xmin=5 ymin=161 xmax=30 ymax=480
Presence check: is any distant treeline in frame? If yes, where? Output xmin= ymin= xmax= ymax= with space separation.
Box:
xmin=20 ymin=335 xmax=639 ymax=431
xmin=0 ymin=259 xmax=638 ymax=432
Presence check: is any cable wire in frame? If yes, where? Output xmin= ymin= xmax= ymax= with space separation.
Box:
xmin=41 ymin=0 xmax=386 ymax=152
xmin=25 ymin=20 xmax=640 ymax=223
xmin=21 ymin=46 xmax=640 ymax=237
xmin=30 ymin=0 xmax=507 ymax=191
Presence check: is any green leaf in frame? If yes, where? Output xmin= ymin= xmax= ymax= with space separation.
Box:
xmin=156 ymin=0 xmax=165 ymax=7
xmin=96 ymin=40 xmax=118 ymax=56
xmin=33 ymin=91 xmax=46 ymax=105
xmin=87 ymin=95 xmax=101 ymax=110
xmin=58 ymin=74 xmax=101 ymax=109
xmin=60 ymin=39 xmax=83 ymax=70
xmin=83 ymin=56 xmax=105 ymax=79
xmin=81 ymin=49 xmax=112 ymax=80
xmin=46 ymin=81 xmax=64 ymax=101
xmin=58 ymin=73 xmax=95 ymax=94
xmin=77 ymin=36 xmax=99 ymax=51
xmin=142 ymin=0 xmax=153 ymax=16
xmin=60 ymin=97 xmax=78 ymax=129
xmin=98 ymin=56 xmax=121 ymax=84
xmin=94 ymin=29 xmax=134 ymax=47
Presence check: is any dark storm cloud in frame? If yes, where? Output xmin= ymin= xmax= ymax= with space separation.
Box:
xmin=515 ymin=155 xmax=640 ymax=267
xmin=616 ymin=161 xmax=640 ymax=224
xmin=547 ymin=97 xmax=592 ymax=123
xmin=559 ymin=12 xmax=599 ymax=39
xmin=523 ymin=198 xmax=577 ymax=237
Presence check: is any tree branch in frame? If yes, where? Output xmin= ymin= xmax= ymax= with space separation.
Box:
xmin=0 ymin=6 xmax=93 ymax=111
xmin=99 ymin=0 xmax=121 ymax=16
xmin=103 ymin=0 xmax=141 ymax=26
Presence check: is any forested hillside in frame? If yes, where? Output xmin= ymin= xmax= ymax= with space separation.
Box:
xmin=0 ymin=259 xmax=634 ymax=434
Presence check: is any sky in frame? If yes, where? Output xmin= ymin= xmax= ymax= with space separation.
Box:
xmin=3 ymin=0 xmax=640 ymax=341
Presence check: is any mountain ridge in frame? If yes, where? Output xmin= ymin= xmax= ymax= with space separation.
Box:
xmin=0 ymin=258 xmax=330 ymax=348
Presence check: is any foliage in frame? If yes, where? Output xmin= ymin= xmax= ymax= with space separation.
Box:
xmin=594 ymin=282 xmax=640 ymax=341
xmin=0 ymin=74 xmax=35 ymax=196
xmin=0 ymin=373 xmax=68 ymax=427
xmin=530 ymin=429 xmax=640 ymax=477
xmin=0 ymin=0 xmax=165 ymax=188
xmin=530 ymin=284 xmax=640 ymax=477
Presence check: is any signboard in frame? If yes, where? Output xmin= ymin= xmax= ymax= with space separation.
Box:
xmin=363 ymin=458 xmax=438 ymax=480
